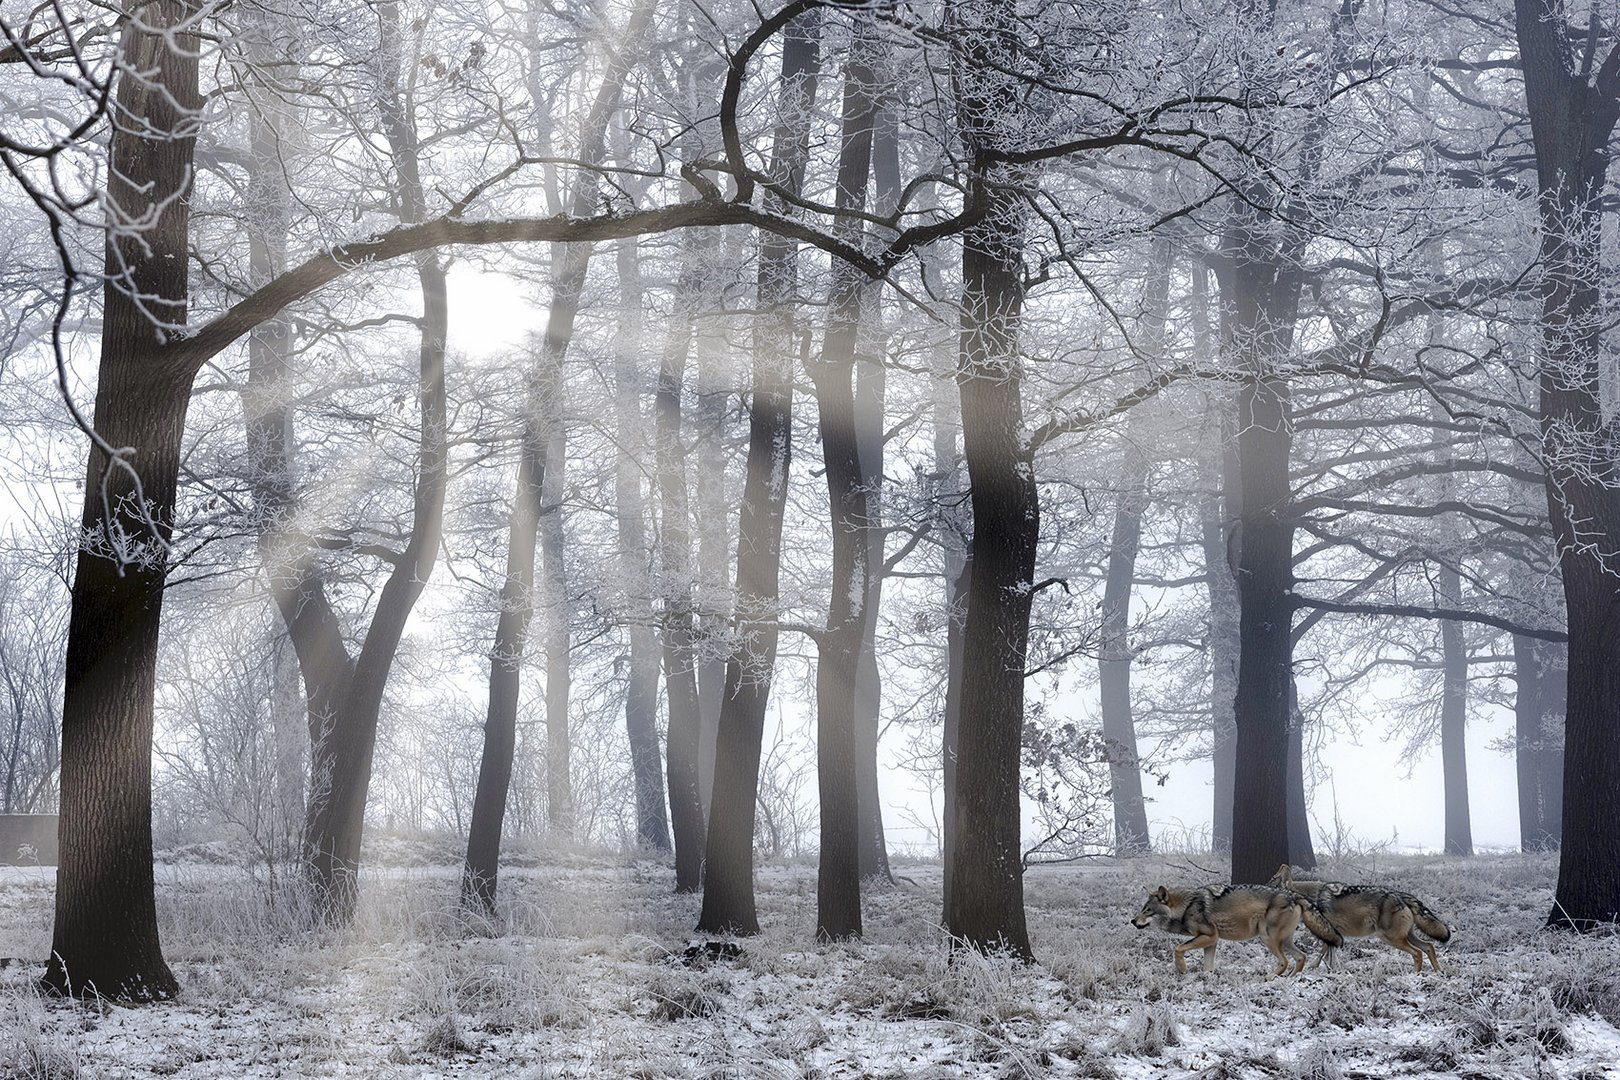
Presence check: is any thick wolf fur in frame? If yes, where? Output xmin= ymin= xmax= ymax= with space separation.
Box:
xmin=1130 ymin=883 xmax=1342 ymax=976
xmin=1268 ymin=863 xmax=1452 ymax=972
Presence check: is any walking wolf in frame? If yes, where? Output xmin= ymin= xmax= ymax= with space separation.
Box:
xmin=1131 ymin=883 xmax=1343 ymax=976
xmin=1268 ymin=864 xmax=1452 ymax=972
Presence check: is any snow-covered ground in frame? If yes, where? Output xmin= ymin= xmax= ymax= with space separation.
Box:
xmin=3 ymin=848 xmax=1618 ymax=1078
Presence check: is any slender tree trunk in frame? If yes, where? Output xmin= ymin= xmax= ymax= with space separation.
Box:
xmin=808 ymin=40 xmax=879 ymax=941
xmin=539 ymin=357 xmax=574 ymax=836
xmin=1514 ymin=635 xmax=1565 ymax=852
xmin=656 ymin=228 xmax=709 ymax=891
xmin=461 ymin=2 xmax=653 ymax=904
xmin=934 ymin=364 xmax=969 ymax=911
xmin=1437 ymin=565 xmax=1472 ymax=856
xmin=616 ymin=232 xmax=671 ymax=851
xmin=697 ymin=8 xmax=821 ymax=936
xmin=853 ymin=85 xmax=902 ymax=885
xmin=1099 ymin=448 xmax=1152 ymax=855
xmin=1516 ymin=0 xmax=1620 ymax=929
xmin=43 ymin=1 xmax=200 ymax=1000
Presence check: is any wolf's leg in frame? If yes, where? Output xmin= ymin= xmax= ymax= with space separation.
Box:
xmin=1417 ymin=938 xmax=1442 ymax=972
xmin=1174 ymin=935 xmax=1218 ymax=973
xmin=1381 ymin=931 xmax=1424 ymax=971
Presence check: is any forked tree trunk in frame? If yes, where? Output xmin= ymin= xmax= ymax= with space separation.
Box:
xmin=1515 ymin=0 xmax=1620 ymax=929
xmin=1513 ymin=635 xmax=1564 ymax=852
xmin=298 ymin=3 xmax=451 ymax=923
xmin=44 ymin=1 xmax=198 ymax=1000
xmin=697 ymin=8 xmax=821 ymax=937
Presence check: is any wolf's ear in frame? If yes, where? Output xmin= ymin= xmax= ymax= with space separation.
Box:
xmin=1154 ymin=885 xmax=1168 ymax=900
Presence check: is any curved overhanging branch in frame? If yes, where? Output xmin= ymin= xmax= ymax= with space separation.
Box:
xmin=165 ymin=199 xmax=885 ymax=377
xmin=1289 ymin=594 xmax=1568 ymax=643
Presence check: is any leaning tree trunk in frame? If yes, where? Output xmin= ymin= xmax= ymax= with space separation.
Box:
xmin=1513 ymin=634 xmax=1565 ymax=852
xmin=1516 ymin=0 xmax=1620 ymax=929
xmin=461 ymin=2 xmax=652 ymax=907
xmin=696 ymin=7 xmax=822 ymax=937
xmin=807 ymin=39 xmax=879 ymax=941
xmin=43 ymin=1 xmax=200 ymax=1000
xmin=299 ymin=2 xmax=450 ymax=923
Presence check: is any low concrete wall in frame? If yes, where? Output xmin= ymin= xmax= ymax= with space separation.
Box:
xmin=0 ymin=814 xmax=58 ymax=865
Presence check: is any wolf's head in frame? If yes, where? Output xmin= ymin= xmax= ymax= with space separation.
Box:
xmin=1131 ymin=885 xmax=1176 ymax=928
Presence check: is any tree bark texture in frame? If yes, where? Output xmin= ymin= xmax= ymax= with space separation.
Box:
xmin=1513 ymin=635 xmax=1565 ymax=852
xmin=697 ymin=8 xmax=821 ymax=937
xmin=1515 ymin=0 xmax=1620 ymax=929
xmin=44 ymin=1 xmax=200 ymax=1000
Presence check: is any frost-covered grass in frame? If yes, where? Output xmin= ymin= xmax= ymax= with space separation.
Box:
xmin=2 ymin=850 xmax=1619 ymax=1078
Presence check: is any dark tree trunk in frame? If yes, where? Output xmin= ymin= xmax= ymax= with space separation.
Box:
xmin=615 ymin=234 xmax=671 ymax=852
xmin=462 ymin=424 xmax=544 ymax=915
xmin=697 ymin=8 xmax=821 ymax=937
xmin=1438 ymin=566 xmax=1473 ymax=856
xmin=43 ymin=2 xmax=200 ymax=1000
xmin=1099 ymin=447 xmax=1151 ymax=856
xmin=934 ymin=368 xmax=969 ymax=913
xmin=1514 ymin=635 xmax=1565 ymax=852
xmin=1227 ymin=360 xmax=1296 ymax=886
xmin=1515 ymin=0 xmax=1620 ymax=929
xmin=808 ymin=41 xmax=879 ymax=941
xmin=1285 ymin=679 xmax=1316 ymax=870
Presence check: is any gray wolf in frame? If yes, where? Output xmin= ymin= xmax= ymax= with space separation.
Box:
xmin=1130 ymin=883 xmax=1343 ymax=976
xmin=1267 ymin=863 xmax=1452 ymax=972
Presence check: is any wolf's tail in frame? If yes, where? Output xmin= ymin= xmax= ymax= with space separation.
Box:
xmin=1408 ymin=899 xmax=1451 ymax=942
xmin=1298 ymin=899 xmax=1343 ymax=948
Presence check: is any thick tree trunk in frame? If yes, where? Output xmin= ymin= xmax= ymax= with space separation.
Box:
xmin=43 ymin=2 xmax=200 ymax=1000
xmin=697 ymin=8 xmax=821 ymax=937
xmin=1228 ymin=364 xmax=1295 ymax=886
xmin=1513 ymin=635 xmax=1564 ymax=852
xmin=1515 ymin=0 xmax=1620 ymax=929
xmin=616 ymin=234 xmax=671 ymax=852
